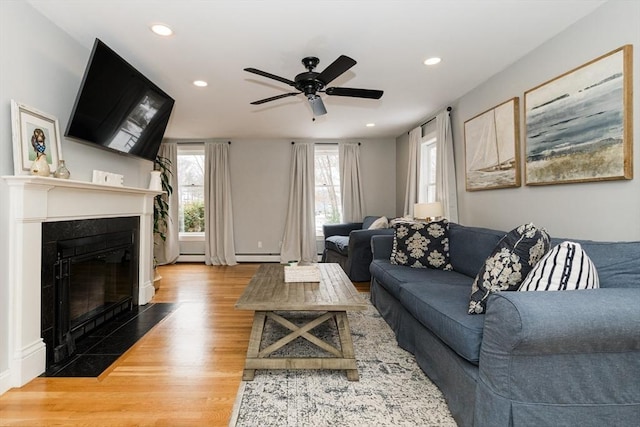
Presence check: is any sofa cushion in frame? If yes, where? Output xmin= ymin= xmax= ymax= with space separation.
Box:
xmin=390 ymin=219 xmax=452 ymax=270
xmin=469 ymin=223 xmax=550 ymax=315
xmin=400 ymin=281 xmax=485 ymax=364
xmin=370 ymin=258 xmax=471 ymax=300
xmin=449 ymin=223 xmax=506 ymax=278
xmin=325 ymin=235 xmax=349 ymax=256
xmin=519 ymin=241 xmax=599 ymax=291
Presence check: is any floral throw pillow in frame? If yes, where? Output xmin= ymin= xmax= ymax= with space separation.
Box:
xmin=390 ymin=219 xmax=452 ymax=270
xmin=468 ymin=223 xmax=550 ymax=315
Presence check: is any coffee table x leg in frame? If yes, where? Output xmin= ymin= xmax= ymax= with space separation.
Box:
xmin=242 ymin=310 xmax=359 ymax=381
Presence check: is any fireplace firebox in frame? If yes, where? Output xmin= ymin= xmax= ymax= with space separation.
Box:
xmin=41 ymin=217 xmax=139 ymax=367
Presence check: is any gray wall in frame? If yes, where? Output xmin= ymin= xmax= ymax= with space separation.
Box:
xmin=397 ymin=0 xmax=640 ymax=241
xmin=230 ymin=137 xmax=396 ymax=255
xmin=166 ymin=138 xmax=396 ymax=256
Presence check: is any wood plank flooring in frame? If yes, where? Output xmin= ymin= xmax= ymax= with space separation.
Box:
xmin=0 ymin=263 xmax=369 ymax=426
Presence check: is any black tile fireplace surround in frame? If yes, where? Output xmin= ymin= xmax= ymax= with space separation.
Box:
xmin=41 ymin=216 xmax=140 ymax=369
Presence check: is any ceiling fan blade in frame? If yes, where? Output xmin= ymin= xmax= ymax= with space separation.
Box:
xmin=325 ymin=87 xmax=383 ymax=99
xmin=244 ymin=68 xmax=296 ymax=87
xmin=250 ymin=92 xmax=300 ymax=105
xmin=316 ymin=55 xmax=357 ymax=85
xmin=308 ymin=95 xmax=327 ymax=116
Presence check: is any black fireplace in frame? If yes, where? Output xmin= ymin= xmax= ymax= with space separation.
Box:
xmin=41 ymin=217 xmax=139 ymax=367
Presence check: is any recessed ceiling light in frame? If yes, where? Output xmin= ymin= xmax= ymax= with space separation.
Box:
xmin=424 ymin=57 xmax=441 ymax=66
xmin=366 ymin=123 xmax=376 ymax=127
xmin=150 ymin=24 xmax=173 ymax=37
xmin=193 ymin=80 xmax=208 ymax=87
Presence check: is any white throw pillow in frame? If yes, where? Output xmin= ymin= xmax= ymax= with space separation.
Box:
xmin=368 ymin=216 xmax=389 ymax=230
xmin=519 ymin=241 xmax=599 ymax=291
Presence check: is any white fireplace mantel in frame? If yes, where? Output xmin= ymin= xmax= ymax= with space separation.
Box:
xmin=2 ymin=175 xmax=160 ymax=388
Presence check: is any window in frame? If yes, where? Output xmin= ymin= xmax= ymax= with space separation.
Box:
xmin=419 ymin=132 xmax=437 ymax=203
xmin=177 ymin=145 xmax=205 ymax=237
xmin=314 ymin=144 xmax=342 ymax=236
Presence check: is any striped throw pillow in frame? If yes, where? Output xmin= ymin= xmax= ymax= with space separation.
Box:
xmin=519 ymin=241 xmax=599 ymax=291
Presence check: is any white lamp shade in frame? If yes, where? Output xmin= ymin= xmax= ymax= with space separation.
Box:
xmin=414 ymin=202 xmax=443 ymax=220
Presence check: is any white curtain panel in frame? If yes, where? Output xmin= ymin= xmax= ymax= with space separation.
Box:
xmin=339 ymin=142 xmax=365 ymax=223
xmin=436 ymin=110 xmax=459 ymax=222
xmin=280 ymin=142 xmax=317 ymax=264
xmin=403 ymin=127 xmax=421 ymax=217
xmin=204 ymin=142 xmax=237 ymax=266
xmin=154 ymin=142 xmax=180 ymax=265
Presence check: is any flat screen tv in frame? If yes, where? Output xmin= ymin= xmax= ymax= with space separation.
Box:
xmin=65 ymin=38 xmax=175 ymax=162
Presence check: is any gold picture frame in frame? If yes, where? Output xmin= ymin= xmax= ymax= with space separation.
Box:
xmin=524 ymin=45 xmax=633 ymax=186
xmin=11 ymin=100 xmax=63 ymax=175
xmin=464 ymin=97 xmax=521 ymax=191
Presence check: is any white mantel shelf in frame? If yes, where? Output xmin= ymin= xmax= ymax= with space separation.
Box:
xmin=3 ymin=175 xmax=160 ymax=194
xmin=2 ymin=175 xmax=160 ymax=390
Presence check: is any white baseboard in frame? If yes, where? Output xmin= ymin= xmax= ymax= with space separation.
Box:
xmin=0 ymin=368 xmax=12 ymax=396
xmin=176 ymin=255 xmax=206 ymax=263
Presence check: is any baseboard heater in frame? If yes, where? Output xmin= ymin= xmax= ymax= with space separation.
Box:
xmin=176 ymin=254 xmax=322 ymax=263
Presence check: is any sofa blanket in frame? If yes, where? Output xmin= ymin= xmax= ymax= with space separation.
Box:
xmin=369 ymin=222 xmax=640 ymax=427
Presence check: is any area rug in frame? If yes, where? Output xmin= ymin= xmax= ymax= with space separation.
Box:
xmin=229 ymin=295 xmax=456 ymax=426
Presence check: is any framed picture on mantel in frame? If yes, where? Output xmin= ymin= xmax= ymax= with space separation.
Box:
xmin=11 ymin=100 xmax=63 ymax=175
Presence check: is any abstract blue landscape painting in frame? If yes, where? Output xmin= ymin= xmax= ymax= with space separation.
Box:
xmin=525 ymin=45 xmax=632 ymax=185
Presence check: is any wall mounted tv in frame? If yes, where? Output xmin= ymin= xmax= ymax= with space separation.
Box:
xmin=65 ymin=38 xmax=175 ymax=162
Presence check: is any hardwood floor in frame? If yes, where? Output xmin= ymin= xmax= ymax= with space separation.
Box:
xmin=0 ymin=263 xmax=369 ymax=426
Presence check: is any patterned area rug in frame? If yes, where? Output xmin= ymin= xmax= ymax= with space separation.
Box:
xmin=229 ymin=295 xmax=457 ymax=426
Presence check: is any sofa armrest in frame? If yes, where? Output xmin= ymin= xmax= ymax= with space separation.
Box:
xmin=343 ymin=228 xmax=394 ymax=281
xmin=349 ymin=228 xmax=395 ymax=258
xmin=323 ymin=222 xmax=363 ymax=239
xmin=479 ymin=288 xmax=640 ymax=408
xmin=371 ymin=234 xmax=394 ymax=260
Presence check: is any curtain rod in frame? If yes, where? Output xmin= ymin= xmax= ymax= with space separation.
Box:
xmin=291 ymin=141 xmax=361 ymax=145
xmin=409 ymin=106 xmax=453 ymax=134
xmin=169 ymin=140 xmax=231 ymax=144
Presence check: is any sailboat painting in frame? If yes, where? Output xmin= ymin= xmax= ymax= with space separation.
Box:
xmin=464 ymin=98 xmax=520 ymax=191
xmin=525 ymin=45 xmax=632 ymax=185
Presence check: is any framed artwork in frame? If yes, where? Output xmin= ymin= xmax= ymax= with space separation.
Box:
xmin=464 ymin=97 xmax=520 ymax=191
xmin=525 ymin=45 xmax=633 ymax=186
xmin=11 ymin=100 xmax=63 ymax=175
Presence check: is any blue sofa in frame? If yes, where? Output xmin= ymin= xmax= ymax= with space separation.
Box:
xmin=369 ymin=223 xmax=640 ymax=427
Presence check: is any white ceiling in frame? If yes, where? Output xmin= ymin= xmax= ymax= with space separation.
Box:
xmin=27 ymin=0 xmax=606 ymax=140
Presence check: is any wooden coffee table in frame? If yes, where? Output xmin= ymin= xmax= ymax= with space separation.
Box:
xmin=235 ymin=263 xmax=367 ymax=381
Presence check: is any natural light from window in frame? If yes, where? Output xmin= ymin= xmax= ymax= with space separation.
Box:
xmin=419 ymin=133 xmax=437 ymax=203
xmin=177 ymin=145 xmax=205 ymax=237
xmin=315 ymin=144 xmax=342 ymax=237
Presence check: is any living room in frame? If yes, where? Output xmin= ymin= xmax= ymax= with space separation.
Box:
xmin=1 ymin=0 xmax=639 ymax=425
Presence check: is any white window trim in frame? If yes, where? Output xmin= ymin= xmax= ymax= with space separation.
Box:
xmin=179 ymin=232 xmax=205 ymax=242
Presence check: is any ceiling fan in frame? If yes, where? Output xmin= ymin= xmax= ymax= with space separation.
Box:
xmin=244 ymin=55 xmax=383 ymax=116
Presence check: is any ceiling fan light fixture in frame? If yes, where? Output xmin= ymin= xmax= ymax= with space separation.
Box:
xmin=150 ymin=24 xmax=173 ymax=37
xmin=424 ymin=57 xmax=441 ymax=66
xmin=308 ymin=95 xmax=327 ymax=116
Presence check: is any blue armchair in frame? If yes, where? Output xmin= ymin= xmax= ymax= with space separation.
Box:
xmin=321 ymin=215 xmax=394 ymax=282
